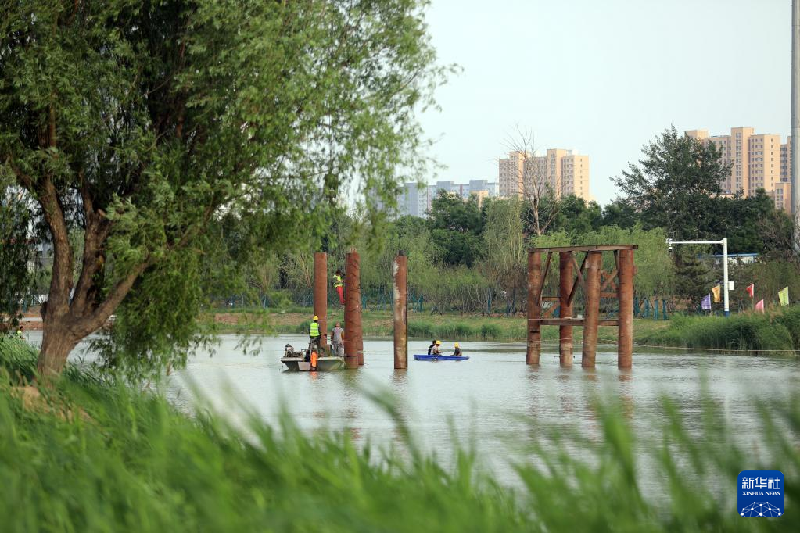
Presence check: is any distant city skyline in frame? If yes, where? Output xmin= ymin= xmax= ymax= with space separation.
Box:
xmin=396 ymin=180 xmax=498 ymax=218
xmin=687 ymin=127 xmax=792 ymax=211
xmin=417 ymin=0 xmax=790 ymax=206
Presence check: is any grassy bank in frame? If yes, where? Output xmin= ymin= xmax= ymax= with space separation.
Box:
xmin=640 ymin=306 xmax=800 ymax=352
xmin=210 ymin=306 xmax=800 ymax=354
xmin=209 ymin=308 xmax=671 ymax=344
xmin=1 ymin=339 xmax=798 ymax=531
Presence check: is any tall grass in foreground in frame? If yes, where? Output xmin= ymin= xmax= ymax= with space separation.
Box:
xmin=0 ymin=351 xmax=798 ymax=531
xmin=641 ymin=306 xmax=800 ymax=352
xmin=0 ymin=335 xmax=38 ymax=384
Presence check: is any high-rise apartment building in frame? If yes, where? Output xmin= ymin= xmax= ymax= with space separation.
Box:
xmin=686 ymin=127 xmax=792 ymax=211
xmin=498 ymin=151 xmax=526 ymax=198
xmin=498 ymin=149 xmax=591 ymax=200
xmin=395 ymin=180 xmax=498 ymax=218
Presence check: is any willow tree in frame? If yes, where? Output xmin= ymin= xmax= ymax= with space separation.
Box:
xmin=0 ymin=0 xmax=442 ymax=376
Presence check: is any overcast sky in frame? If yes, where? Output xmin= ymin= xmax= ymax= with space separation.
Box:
xmin=418 ymin=0 xmax=791 ymax=205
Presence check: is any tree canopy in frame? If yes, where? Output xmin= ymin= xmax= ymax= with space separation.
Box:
xmin=0 ymin=0 xmax=443 ymax=376
xmin=613 ymin=126 xmax=728 ymax=240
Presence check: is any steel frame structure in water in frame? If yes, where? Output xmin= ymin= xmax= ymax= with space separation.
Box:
xmin=526 ymin=245 xmax=636 ymax=369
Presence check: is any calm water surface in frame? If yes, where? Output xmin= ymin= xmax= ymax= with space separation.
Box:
xmin=27 ymin=330 xmax=795 ymax=483
xmin=162 ymin=335 xmax=800 ymax=462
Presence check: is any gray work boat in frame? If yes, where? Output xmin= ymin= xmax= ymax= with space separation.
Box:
xmin=281 ymin=344 xmax=345 ymax=371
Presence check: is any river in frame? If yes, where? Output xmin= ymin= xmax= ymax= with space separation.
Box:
xmin=163 ymin=335 xmax=799 ymax=471
xmin=28 ymin=331 xmax=798 ymax=485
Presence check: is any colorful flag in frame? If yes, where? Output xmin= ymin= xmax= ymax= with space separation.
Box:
xmin=701 ymin=294 xmax=712 ymax=310
xmin=746 ymin=284 xmax=755 ymax=298
xmin=755 ymin=299 xmax=765 ymax=313
xmin=711 ymin=284 xmax=721 ymax=303
xmin=779 ymin=287 xmax=789 ymax=307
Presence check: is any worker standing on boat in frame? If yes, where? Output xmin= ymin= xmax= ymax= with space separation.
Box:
xmin=333 ymin=269 xmax=344 ymax=306
xmin=309 ymin=315 xmax=321 ymax=350
xmin=453 ymin=343 xmax=462 ymax=357
xmin=331 ymin=322 xmax=344 ymax=357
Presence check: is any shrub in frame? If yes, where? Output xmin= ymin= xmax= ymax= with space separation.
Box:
xmin=642 ymin=311 xmax=797 ymax=352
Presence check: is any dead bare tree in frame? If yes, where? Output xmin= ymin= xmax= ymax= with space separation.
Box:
xmin=503 ymin=128 xmax=560 ymax=237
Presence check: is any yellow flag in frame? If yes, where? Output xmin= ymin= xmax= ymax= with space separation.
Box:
xmin=779 ymin=287 xmax=789 ymax=307
xmin=711 ymin=285 xmax=721 ymax=303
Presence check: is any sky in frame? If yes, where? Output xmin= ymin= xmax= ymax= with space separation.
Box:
xmin=418 ymin=0 xmax=791 ymax=205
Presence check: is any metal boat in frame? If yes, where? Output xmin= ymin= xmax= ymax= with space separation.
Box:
xmin=281 ymin=344 xmax=345 ymax=371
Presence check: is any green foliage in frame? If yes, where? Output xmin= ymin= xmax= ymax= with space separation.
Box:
xmin=613 ymin=126 xmax=728 ymax=239
xmin=643 ymin=307 xmax=800 ymax=351
xmin=0 ymin=181 xmax=34 ymax=326
xmin=427 ymin=191 xmax=484 ymax=267
xmin=479 ymin=197 xmax=526 ymax=309
xmin=0 ymin=371 xmax=798 ymax=531
xmin=601 ymin=199 xmax=638 ymax=229
xmin=673 ymin=246 xmax=714 ymax=308
xmin=0 ymin=0 xmax=445 ymax=373
xmin=550 ymin=195 xmax=603 ymax=235
xmin=0 ymin=335 xmax=38 ymax=384
xmin=711 ymin=190 xmax=794 ymax=254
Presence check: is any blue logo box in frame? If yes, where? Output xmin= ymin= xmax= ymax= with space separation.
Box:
xmin=738 ymin=470 xmax=784 ymax=517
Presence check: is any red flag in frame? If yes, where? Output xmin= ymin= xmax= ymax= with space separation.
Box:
xmin=746 ymin=284 xmax=754 ymax=298
xmin=755 ymin=299 xmax=764 ymax=313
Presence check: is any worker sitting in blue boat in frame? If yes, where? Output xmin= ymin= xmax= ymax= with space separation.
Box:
xmin=453 ymin=343 xmax=462 ymax=357
xmin=427 ymin=339 xmax=441 ymax=356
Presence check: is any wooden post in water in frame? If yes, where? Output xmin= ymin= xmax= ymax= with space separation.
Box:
xmin=526 ymin=250 xmax=542 ymax=365
xmin=393 ymin=252 xmax=408 ymax=369
xmin=352 ymin=250 xmax=364 ymax=366
xmin=313 ymin=252 xmax=327 ymax=350
xmin=582 ymin=251 xmax=602 ymax=368
xmin=559 ymin=251 xmax=573 ymax=367
xmin=344 ymin=251 xmax=359 ymax=369
xmin=618 ymin=249 xmax=634 ymax=369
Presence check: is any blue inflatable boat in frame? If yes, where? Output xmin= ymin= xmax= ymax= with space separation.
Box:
xmin=413 ymin=354 xmax=470 ymax=361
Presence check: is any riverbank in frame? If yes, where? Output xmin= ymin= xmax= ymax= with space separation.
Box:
xmin=209 ymin=309 xmax=672 ymax=345
xmin=2 ymin=338 xmax=798 ymax=531
xmin=208 ymin=306 xmax=800 ymax=353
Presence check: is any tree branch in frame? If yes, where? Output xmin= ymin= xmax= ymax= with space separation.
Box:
xmin=38 ymin=175 xmax=73 ymax=319
xmin=71 ymin=173 xmax=113 ymax=317
xmin=73 ymin=258 xmax=152 ymax=338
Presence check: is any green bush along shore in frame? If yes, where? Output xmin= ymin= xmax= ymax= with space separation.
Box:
xmin=640 ymin=306 xmax=800 ymax=352
xmin=0 ymin=338 xmax=798 ymax=531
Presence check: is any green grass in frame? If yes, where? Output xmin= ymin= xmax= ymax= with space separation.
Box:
xmin=0 ymin=335 xmax=38 ymax=384
xmin=641 ymin=306 xmax=800 ymax=352
xmin=1 ymin=345 xmax=799 ymax=531
xmin=255 ymin=311 xmax=671 ymax=345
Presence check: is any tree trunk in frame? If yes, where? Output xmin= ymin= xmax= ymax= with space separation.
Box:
xmin=37 ymin=324 xmax=78 ymax=378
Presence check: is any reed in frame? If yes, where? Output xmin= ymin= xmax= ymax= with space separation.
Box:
xmin=0 ymin=360 xmax=796 ymax=531
xmin=641 ymin=307 xmax=800 ymax=352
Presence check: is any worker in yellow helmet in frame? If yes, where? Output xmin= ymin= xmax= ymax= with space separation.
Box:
xmin=453 ymin=342 xmax=462 ymax=357
xmin=427 ymin=339 xmax=441 ymax=356
xmin=309 ymin=315 xmax=321 ymax=350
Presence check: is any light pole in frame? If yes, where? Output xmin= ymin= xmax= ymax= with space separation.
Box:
xmin=667 ymin=238 xmax=730 ymax=317
xmin=793 ymin=0 xmax=800 ymax=253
